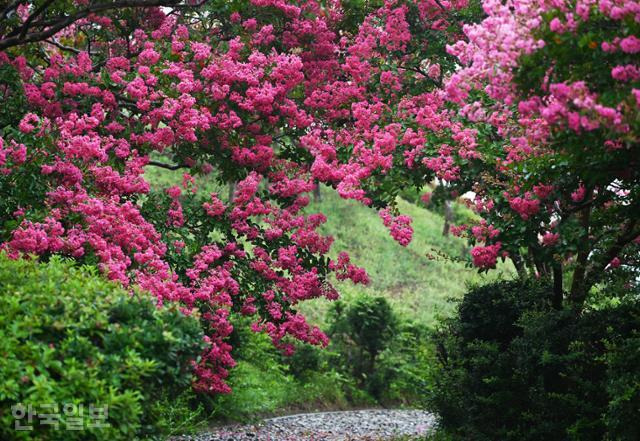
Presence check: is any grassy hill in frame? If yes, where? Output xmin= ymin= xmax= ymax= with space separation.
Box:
xmin=302 ymin=188 xmax=510 ymax=328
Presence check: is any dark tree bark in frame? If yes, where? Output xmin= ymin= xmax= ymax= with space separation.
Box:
xmin=552 ymin=262 xmax=563 ymax=309
xmin=511 ymin=253 xmax=527 ymax=280
xmin=442 ymin=200 xmax=453 ymax=236
xmin=313 ymin=182 xmax=321 ymax=202
xmin=0 ymin=0 xmax=204 ymax=51
xmin=569 ymin=195 xmax=593 ymax=307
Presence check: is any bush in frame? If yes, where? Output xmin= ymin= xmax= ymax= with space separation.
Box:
xmin=206 ymin=315 xmax=353 ymax=421
xmin=374 ymin=321 xmax=436 ymax=405
xmin=327 ymin=295 xmax=398 ymax=398
xmin=0 ymin=254 xmax=205 ymax=440
xmin=428 ymin=279 xmax=640 ymax=441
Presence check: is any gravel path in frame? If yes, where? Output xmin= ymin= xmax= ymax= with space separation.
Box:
xmin=175 ymin=409 xmax=436 ymax=441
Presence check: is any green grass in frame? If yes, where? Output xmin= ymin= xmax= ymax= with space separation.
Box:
xmin=143 ymin=158 xmax=227 ymax=195
xmin=301 ymin=188 xmax=512 ymax=327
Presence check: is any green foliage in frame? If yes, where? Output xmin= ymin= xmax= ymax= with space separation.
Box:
xmin=328 ymin=295 xmax=397 ymax=397
xmin=604 ymin=333 xmax=640 ymax=440
xmin=0 ymin=254 xmax=205 ymax=440
xmin=373 ymin=321 xmax=437 ymax=405
xmin=0 ymin=63 xmax=27 ymax=129
xmin=141 ymin=171 xmax=496 ymax=418
xmin=330 ymin=296 xmax=397 ymax=360
xmin=428 ymin=279 xmax=640 ymax=441
xmin=205 ymin=316 xmax=352 ymax=421
xmin=325 ymin=295 xmax=437 ymax=404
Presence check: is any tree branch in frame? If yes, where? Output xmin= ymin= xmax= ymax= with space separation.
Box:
xmin=45 ymin=38 xmax=82 ymax=54
xmin=584 ymin=218 xmax=639 ymax=291
xmin=569 ymin=188 xmax=593 ymax=306
xmin=147 ymin=160 xmax=187 ymax=170
xmin=17 ymin=0 xmax=56 ymax=40
xmin=0 ymin=0 xmax=203 ymax=51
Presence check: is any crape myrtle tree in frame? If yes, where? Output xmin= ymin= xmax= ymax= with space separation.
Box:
xmin=0 ymin=0 xmax=475 ymax=394
xmin=330 ymin=0 xmax=640 ymax=308
xmin=0 ymin=0 xmax=370 ymax=394
xmin=430 ymin=0 xmax=640 ymax=307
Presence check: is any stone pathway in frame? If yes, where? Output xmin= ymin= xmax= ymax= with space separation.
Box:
xmin=176 ymin=409 xmax=436 ymax=441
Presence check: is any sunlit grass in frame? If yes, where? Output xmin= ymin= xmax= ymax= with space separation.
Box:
xmin=300 ymin=188 xmax=514 ymax=328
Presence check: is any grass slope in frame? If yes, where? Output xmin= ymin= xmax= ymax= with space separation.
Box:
xmin=302 ymin=188 xmax=511 ymax=327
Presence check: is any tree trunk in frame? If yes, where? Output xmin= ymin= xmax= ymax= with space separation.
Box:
xmin=552 ymin=262 xmax=563 ymax=309
xmin=569 ymin=195 xmax=592 ymax=307
xmin=228 ymin=181 xmax=235 ymax=203
xmin=442 ymin=200 xmax=453 ymax=236
xmin=511 ymin=253 xmax=527 ymax=280
xmin=313 ymin=182 xmax=321 ymax=201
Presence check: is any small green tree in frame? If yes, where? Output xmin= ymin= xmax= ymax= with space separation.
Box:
xmin=328 ymin=295 xmax=397 ymax=395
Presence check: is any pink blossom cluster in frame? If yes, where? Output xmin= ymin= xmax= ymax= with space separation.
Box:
xmin=471 ymin=242 xmax=503 ymax=269
xmin=379 ymin=208 xmax=414 ymax=246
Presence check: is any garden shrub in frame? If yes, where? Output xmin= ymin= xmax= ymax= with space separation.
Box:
xmin=327 ymin=295 xmax=397 ymax=399
xmin=374 ymin=321 xmax=436 ymax=405
xmin=428 ymin=279 xmax=640 ymax=441
xmin=207 ymin=315 xmax=353 ymax=420
xmin=604 ymin=332 xmax=640 ymax=440
xmin=0 ymin=254 xmax=205 ymax=440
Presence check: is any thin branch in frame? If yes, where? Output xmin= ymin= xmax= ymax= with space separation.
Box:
xmin=45 ymin=38 xmax=82 ymax=54
xmin=1 ymin=0 xmax=20 ymax=19
xmin=569 ymin=188 xmax=593 ymax=305
xmin=433 ymin=0 xmax=447 ymax=10
xmin=147 ymin=160 xmax=187 ymax=170
xmin=587 ymin=218 xmax=639 ymax=285
xmin=398 ymin=64 xmax=443 ymax=88
xmin=18 ymin=0 xmax=56 ymax=40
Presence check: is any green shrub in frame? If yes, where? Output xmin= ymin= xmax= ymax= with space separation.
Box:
xmin=428 ymin=279 xmax=640 ymax=441
xmin=374 ymin=321 xmax=436 ymax=405
xmin=0 ymin=254 xmax=205 ymax=440
xmin=605 ymin=333 xmax=640 ymax=440
xmin=207 ymin=315 xmax=354 ymax=421
xmin=328 ymin=295 xmax=397 ymax=398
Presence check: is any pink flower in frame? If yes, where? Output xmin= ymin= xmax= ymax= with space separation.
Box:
xmin=632 ymin=89 xmax=640 ymax=108
xmin=203 ymin=193 xmax=226 ymax=217
xmin=619 ymin=36 xmax=640 ymax=54
xmin=571 ymin=184 xmax=586 ymax=202
xmin=507 ymin=192 xmax=540 ymax=220
xmin=427 ymin=63 xmax=441 ymax=80
xmin=533 ymin=184 xmax=553 ymax=200
xmin=540 ymin=231 xmax=559 ymax=247
xmin=470 ymin=243 xmax=502 ymax=269
xmin=379 ymin=208 xmax=413 ymax=246
xmin=549 ymin=18 xmax=564 ymax=33
xmin=166 ymin=186 xmax=182 ymax=199
xmin=608 ymin=257 xmax=621 ymax=269
xmin=18 ymin=113 xmax=40 ymax=133
xmin=138 ymin=45 xmax=161 ymax=65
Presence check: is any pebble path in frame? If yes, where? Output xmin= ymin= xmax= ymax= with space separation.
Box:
xmin=175 ymin=409 xmax=437 ymax=441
